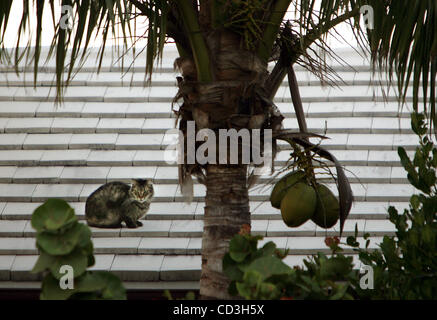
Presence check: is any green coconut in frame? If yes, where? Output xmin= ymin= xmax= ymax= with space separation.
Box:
xmin=280 ymin=182 xmax=317 ymax=227
xmin=270 ymin=171 xmax=306 ymax=209
xmin=311 ymin=184 xmax=340 ymax=228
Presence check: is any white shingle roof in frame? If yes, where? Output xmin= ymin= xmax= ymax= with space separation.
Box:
xmin=0 ymin=47 xmax=417 ymax=290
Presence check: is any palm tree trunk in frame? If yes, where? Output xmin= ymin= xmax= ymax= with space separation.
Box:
xmin=175 ymin=30 xmax=272 ymax=299
xmin=200 ymin=164 xmax=250 ymax=299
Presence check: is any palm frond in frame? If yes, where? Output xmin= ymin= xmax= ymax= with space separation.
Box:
xmin=265 ymin=1 xmax=366 ymax=100
xmin=257 ymin=0 xmax=292 ymax=63
xmin=0 ymin=0 xmax=172 ymax=102
xmin=366 ymin=0 xmax=437 ymax=135
xmin=175 ymin=0 xmax=213 ymax=82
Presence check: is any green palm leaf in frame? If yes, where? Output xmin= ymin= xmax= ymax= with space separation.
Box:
xmin=366 ymin=0 xmax=437 ymax=134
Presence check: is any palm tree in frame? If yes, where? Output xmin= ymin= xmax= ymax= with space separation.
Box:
xmin=1 ymin=0 xmax=435 ymax=299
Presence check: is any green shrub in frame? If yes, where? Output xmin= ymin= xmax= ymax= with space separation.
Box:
xmin=31 ymin=199 xmax=126 ymax=300
xmin=347 ymin=112 xmax=437 ymax=299
xmin=223 ymin=227 xmax=356 ymax=300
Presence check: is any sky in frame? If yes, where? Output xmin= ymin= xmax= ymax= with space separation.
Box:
xmin=1 ymin=1 xmax=362 ymax=51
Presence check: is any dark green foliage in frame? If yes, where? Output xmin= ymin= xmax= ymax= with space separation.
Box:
xmin=163 ymin=290 xmax=196 ymax=300
xmin=348 ymin=113 xmax=437 ymax=300
xmin=398 ymin=113 xmax=436 ymax=194
xmin=40 ymin=271 xmax=126 ymax=300
xmin=31 ymin=198 xmax=77 ymax=232
xmin=37 ymin=223 xmax=91 ymax=256
xmin=223 ymin=230 xmax=355 ymax=300
xmin=33 ymin=248 xmax=89 ymax=280
xmin=31 ymin=199 xmax=126 ymax=300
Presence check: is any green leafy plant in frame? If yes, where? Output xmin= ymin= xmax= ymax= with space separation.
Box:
xmin=223 ymin=227 xmax=291 ymax=300
xmin=347 ymin=112 xmax=437 ymax=299
xmin=223 ymin=226 xmax=357 ymax=300
xmin=31 ymin=199 xmax=126 ymax=300
xmin=163 ymin=290 xmax=196 ymax=300
xmin=218 ymin=0 xmax=270 ymax=51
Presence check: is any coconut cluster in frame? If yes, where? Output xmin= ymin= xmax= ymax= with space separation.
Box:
xmin=270 ymin=171 xmax=340 ymax=228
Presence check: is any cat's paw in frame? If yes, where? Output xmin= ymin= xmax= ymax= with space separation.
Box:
xmin=136 ymin=221 xmax=143 ymax=227
xmin=125 ymin=221 xmax=138 ymax=228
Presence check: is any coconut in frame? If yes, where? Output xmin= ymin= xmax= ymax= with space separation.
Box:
xmin=270 ymin=170 xmax=306 ymax=209
xmin=280 ymin=182 xmax=317 ymax=227
xmin=311 ymin=184 xmax=340 ymax=228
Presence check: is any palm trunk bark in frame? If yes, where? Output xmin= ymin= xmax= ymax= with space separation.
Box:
xmin=200 ymin=164 xmax=250 ymax=299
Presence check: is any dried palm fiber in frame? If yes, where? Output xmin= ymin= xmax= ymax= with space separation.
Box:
xmin=173 ymin=32 xmax=284 ymax=201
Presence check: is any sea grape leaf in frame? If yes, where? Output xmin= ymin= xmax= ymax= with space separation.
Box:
xmin=246 ymin=256 xmax=292 ymax=280
xmin=40 ymin=273 xmax=76 ymax=300
xmin=229 ymin=234 xmax=252 ymax=262
xmin=40 ymin=271 xmax=126 ymax=300
xmin=37 ymin=223 xmax=91 ymax=256
xmin=82 ymin=271 xmax=126 ymax=300
xmin=31 ymin=199 xmax=77 ymax=232
xmin=32 ymin=248 xmax=89 ymax=280
xmin=223 ymin=253 xmax=244 ymax=281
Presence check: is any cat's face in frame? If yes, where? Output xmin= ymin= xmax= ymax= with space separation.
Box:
xmin=130 ymin=179 xmax=154 ymax=203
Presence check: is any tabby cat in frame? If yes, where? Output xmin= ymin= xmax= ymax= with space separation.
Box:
xmin=85 ymin=179 xmax=154 ymax=228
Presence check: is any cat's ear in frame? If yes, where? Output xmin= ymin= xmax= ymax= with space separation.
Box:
xmin=131 ymin=179 xmax=142 ymax=186
xmin=132 ymin=178 xmax=152 ymax=186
